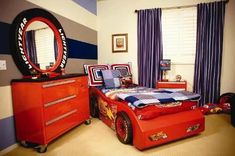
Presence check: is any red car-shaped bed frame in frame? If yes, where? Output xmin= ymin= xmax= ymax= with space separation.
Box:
xmin=89 ymin=86 xmax=205 ymax=150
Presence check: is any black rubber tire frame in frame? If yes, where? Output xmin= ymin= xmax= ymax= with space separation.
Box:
xmin=10 ymin=8 xmax=68 ymax=76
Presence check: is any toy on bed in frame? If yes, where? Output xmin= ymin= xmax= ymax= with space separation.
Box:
xmin=86 ymin=63 xmax=205 ymax=150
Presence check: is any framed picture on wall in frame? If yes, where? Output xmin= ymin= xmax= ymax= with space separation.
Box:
xmin=112 ymin=33 xmax=128 ymax=53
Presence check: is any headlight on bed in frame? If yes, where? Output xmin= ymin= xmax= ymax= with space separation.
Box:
xmin=149 ymin=131 xmax=168 ymax=141
xmin=186 ymin=124 xmax=200 ymax=133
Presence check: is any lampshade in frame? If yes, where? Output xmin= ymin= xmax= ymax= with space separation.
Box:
xmin=160 ymin=59 xmax=171 ymax=70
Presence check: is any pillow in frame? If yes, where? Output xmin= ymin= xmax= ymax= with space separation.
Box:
xmin=101 ymin=70 xmax=121 ymax=89
xmin=110 ymin=64 xmax=132 ymax=77
xmin=111 ymin=64 xmax=133 ymax=86
xmin=87 ymin=64 xmax=109 ymax=86
xmin=120 ymin=75 xmax=133 ymax=88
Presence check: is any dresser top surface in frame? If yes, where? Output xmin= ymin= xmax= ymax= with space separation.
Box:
xmin=11 ymin=73 xmax=87 ymax=83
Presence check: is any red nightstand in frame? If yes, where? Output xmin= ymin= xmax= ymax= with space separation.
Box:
xmin=156 ymin=81 xmax=187 ymax=91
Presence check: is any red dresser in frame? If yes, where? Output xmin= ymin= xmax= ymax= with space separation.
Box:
xmin=11 ymin=74 xmax=90 ymax=150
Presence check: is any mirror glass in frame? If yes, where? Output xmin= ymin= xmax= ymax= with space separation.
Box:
xmin=25 ymin=21 xmax=58 ymax=70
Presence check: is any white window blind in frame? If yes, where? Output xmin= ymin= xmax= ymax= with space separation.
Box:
xmin=35 ymin=27 xmax=56 ymax=70
xmin=162 ymin=7 xmax=197 ymax=64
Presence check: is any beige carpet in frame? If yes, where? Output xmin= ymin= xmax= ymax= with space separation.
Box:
xmin=3 ymin=114 xmax=235 ymax=156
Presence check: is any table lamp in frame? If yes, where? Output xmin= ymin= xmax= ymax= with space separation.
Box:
xmin=160 ymin=59 xmax=171 ymax=81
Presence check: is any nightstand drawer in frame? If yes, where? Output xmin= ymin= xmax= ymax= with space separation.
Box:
xmin=156 ymin=81 xmax=187 ymax=90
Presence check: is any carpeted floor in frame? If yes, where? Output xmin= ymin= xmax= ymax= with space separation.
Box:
xmin=3 ymin=114 xmax=235 ymax=156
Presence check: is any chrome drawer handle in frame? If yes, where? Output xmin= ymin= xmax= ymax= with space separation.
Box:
xmin=44 ymin=95 xmax=77 ymax=108
xmin=45 ymin=109 xmax=77 ymax=126
xmin=43 ymin=79 xmax=76 ymax=88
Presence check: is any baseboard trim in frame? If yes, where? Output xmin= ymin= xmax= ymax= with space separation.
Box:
xmin=0 ymin=144 xmax=18 ymax=156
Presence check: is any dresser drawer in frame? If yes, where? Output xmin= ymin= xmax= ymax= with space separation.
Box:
xmin=42 ymin=78 xmax=79 ymax=103
xmin=76 ymin=102 xmax=89 ymax=123
xmin=76 ymin=77 xmax=87 ymax=90
xmin=76 ymin=77 xmax=89 ymax=98
xmin=75 ymin=76 xmax=87 ymax=85
xmin=45 ymin=109 xmax=79 ymax=141
xmin=44 ymin=95 xmax=78 ymax=121
xmin=156 ymin=81 xmax=187 ymax=91
xmin=77 ymin=95 xmax=89 ymax=124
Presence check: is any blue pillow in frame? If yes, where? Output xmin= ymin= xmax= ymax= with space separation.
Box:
xmin=101 ymin=70 xmax=121 ymax=89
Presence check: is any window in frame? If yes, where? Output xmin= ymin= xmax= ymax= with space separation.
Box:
xmin=35 ymin=27 xmax=56 ymax=69
xmin=162 ymin=7 xmax=197 ymax=64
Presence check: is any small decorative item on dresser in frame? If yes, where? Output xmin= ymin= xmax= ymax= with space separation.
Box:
xmin=160 ymin=59 xmax=171 ymax=81
xmin=176 ymin=75 xmax=182 ymax=82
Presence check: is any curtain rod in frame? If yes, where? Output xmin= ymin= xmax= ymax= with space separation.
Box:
xmin=134 ymin=0 xmax=229 ymax=13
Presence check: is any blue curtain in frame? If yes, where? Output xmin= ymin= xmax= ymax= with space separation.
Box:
xmin=54 ymin=36 xmax=58 ymax=61
xmin=137 ymin=8 xmax=163 ymax=88
xmin=25 ymin=30 xmax=38 ymax=65
xmin=193 ymin=1 xmax=226 ymax=106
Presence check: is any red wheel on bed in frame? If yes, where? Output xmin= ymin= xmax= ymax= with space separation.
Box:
xmin=115 ymin=112 xmax=133 ymax=144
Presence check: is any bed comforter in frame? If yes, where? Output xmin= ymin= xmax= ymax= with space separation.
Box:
xmin=101 ymin=87 xmax=200 ymax=120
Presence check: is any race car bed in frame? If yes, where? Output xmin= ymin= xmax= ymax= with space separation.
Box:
xmin=87 ymin=64 xmax=205 ymax=150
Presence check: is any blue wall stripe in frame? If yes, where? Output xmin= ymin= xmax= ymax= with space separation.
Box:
xmin=67 ymin=38 xmax=97 ymax=60
xmin=0 ymin=116 xmax=16 ymax=150
xmin=0 ymin=22 xmax=97 ymax=60
xmin=72 ymin=0 xmax=97 ymax=15
xmin=0 ymin=22 xmax=10 ymax=54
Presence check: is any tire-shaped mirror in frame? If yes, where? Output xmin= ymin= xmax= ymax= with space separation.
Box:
xmin=10 ymin=8 xmax=68 ymax=76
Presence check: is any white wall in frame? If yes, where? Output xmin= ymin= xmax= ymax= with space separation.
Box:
xmin=97 ymin=0 xmax=235 ymax=92
xmin=221 ymin=0 xmax=235 ymax=94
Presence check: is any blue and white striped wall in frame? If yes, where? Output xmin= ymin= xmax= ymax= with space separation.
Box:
xmin=0 ymin=0 xmax=97 ymax=151
xmin=73 ymin=0 xmax=97 ymax=15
